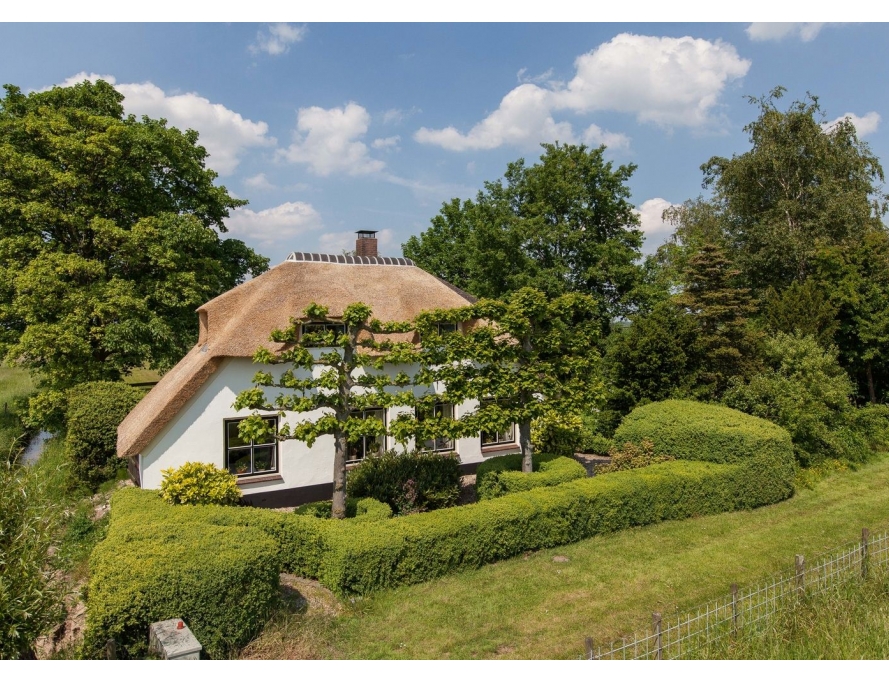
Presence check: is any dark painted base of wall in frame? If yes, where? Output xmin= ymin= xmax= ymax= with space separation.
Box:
xmin=241 ymin=482 xmax=333 ymax=508
xmin=239 ymin=461 xmax=483 ymax=509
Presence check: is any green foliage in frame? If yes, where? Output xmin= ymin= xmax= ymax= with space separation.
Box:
xmin=579 ymin=430 xmax=614 ymax=455
xmin=761 ymin=280 xmax=839 ymax=348
xmin=346 ymin=450 xmax=461 ymax=515
xmin=414 ymin=287 xmax=606 ymax=473
xmin=475 ymin=452 xmax=587 ymax=500
xmin=722 ymin=333 xmax=871 ymax=465
xmin=0 ymin=455 xmax=63 ymax=659
xmin=701 ymin=87 xmax=888 ymax=291
xmin=64 ymin=381 xmax=144 ymax=487
xmin=403 ymin=142 xmax=644 ymax=319
xmin=160 ymin=462 xmax=242 ymax=506
xmin=531 ymin=410 xmax=585 ymax=456
xmin=613 ymin=399 xmax=795 ymax=473
xmin=293 ymin=497 xmax=393 ymax=521
xmin=597 ymin=439 xmax=675 ymax=474
xmin=604 ymin=300 xmax=701 ymax=409
xmin=0 ymin=80 xmax=268 ymax=390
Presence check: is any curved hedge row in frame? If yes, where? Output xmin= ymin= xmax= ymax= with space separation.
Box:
xmin=475 ymin=453 xmax=588 ymax=500
xmin=614 ymin=399 xmax=794 ymax=466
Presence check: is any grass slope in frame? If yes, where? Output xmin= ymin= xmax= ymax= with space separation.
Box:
xmin=246 ymin=453 xmax=889 ymax=659
xmin=0 ymin=366 xmax=35 ymax=456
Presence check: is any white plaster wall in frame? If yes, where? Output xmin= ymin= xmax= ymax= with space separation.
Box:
xmin=139 ymin=357 xmax=517 ymax=493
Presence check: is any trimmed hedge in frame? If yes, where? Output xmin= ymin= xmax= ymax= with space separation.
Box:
xmin=475 ymin=453 xmax=588 ymax=500
xmin=294 ymin=496 xmax=393 ymax=520
xmin=84 ymin=512 xmax=280 ymax=658
xmin=614 ymin=400 xmax=794 ymax=467
xmin=160 ymin=462 xmax=242 ymax=506
xmin=65 ymin=382 xmax=144 ymax=487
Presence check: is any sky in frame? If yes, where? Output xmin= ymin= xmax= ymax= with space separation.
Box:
xmin=2 ymin=21 xmax=889 ymax=262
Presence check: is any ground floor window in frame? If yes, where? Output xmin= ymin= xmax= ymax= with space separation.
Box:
xmin=416 ymin=402 xmax=455 ymax=452
xmin=347 ymin=407 xmax=386 ymax=462
xmin=225 ymin=416 xmax=278 ymax=476
xmin=480 ymin=399 xmax=516 ymax=447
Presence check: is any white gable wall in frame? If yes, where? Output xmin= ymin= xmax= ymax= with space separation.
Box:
xmin=139 ymin=357 xmax=497 ymax=495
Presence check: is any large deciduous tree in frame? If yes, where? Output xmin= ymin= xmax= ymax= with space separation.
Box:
xmin=700 ymin=87 xmax=888 ymax=291
xmin=403 ymin=143 xmax=644 ymax=321
xmin=0 ymin=80 xmax=268 ymax=389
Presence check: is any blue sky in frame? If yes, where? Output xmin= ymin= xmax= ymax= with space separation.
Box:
xmin=2 ymin=22 xmax=888 ymax=261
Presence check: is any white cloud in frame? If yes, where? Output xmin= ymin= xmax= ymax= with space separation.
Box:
xmin=56 ymin=72 xmax=116 ymax=87
xmin=582 ymin=123 xmax=630 ymax=150
xmin=635 ymin=198 xmax=677 ymax=249
xmin=823 ymin=111 xmax=881 ymax=137
xmin=746 ymin=23 xmax=829 ymax=42
xmin=319 ymin=228 xmax=395 ymax=254
xmin=381 ymin=106 xmax=421 ymax=126
xmin=415 ymin=83 xmax=575 ymax=151
xmin=250 ymin=23 xmax=307 ymax=56
xmin=244 ymin=173 xmax=276 ymax=191
xmin=415 ymin=33 xmax=749 ymax=152
xmin=281 ymin=102 xmax=385 ymax=176
xmin=226 ymin=202 xmax=324 ymax=247
xmin=516 ymin=67 xmax=558 ymax=86
xmin=372 ymin=135 xmax=401 ymax=150
xmin=51 ymin=72 xmax=274 ymax=175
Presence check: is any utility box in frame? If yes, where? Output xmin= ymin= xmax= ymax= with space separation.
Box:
xmin=149 ymin=619 xmax=202 ymax=660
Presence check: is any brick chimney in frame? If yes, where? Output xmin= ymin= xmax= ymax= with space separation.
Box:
xmin=355 ymin=230 xmax=379 ymax=257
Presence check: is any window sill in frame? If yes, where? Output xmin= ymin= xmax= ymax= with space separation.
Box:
xmin=481 ymin=443 xmax=520 ymax=454
xmin=236 ymin=473 xmax=283 ymax=486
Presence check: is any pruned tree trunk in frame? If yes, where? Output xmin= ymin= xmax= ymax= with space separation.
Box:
xmin=332 ymin=430 xmax=348 ymax=519
xmin=519 ymin=420 xmax=533 ymax=474
xmin=867 ymin=362 xmax=877 ymax=404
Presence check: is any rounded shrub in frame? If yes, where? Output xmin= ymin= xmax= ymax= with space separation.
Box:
xmin=64 ymin=382 xmax=145 ymax=487
xmin=346 ymin=449 xmax=461 ymax=514
xmin=160 ymin=462 xmax=242 ymax=506
xmin=475 ymin=452 xmax=587 ymax=500
xmin=531 ymin=411 xmax=585 ymax=456
xmin=613 ymin=399 xmax=794 ymax=465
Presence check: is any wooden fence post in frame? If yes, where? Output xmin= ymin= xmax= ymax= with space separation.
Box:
xmin=652 ymin=612 xmax=662 ymax=660
xmin=585 ymin=636 xmax=594 ymax=660
xmin=106 ymin=638 xmax=117 ymax=660
xmin=795 ymin=555 xmax=805 ymax=596
xmin=862 ymin=528 xmax=870 ymax=580
xmin=731 ymin=583 xmax=738 ymax=635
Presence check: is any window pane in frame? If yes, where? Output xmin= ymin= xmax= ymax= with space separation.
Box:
xmin=501 ymin=424 xmax=515 ymax=442
xmin=367 ymin=433 xmax=385 ymax=458
xmin=438 ymin=323 xmax=457 ymax=335
xmin=227 ymin=421 xmax=249 ymax=448
xmin=253 ymin=445 xmax=275 ymax=473
xmin=227 ymin=449 xmax=252 ymax=476
xmin=481 ymin=431 xmax=497 ymax=446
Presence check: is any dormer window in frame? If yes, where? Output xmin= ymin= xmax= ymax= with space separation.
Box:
xmin=436 ymin=322 xmax=458 ymax=335
xmin=300 ymin=321 xmax=346 ymax=346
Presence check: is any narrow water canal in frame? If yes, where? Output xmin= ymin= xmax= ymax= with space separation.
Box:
xmin=21 ymin=430 xmax=52 ymax=465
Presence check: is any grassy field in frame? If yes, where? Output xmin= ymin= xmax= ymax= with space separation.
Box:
xmin=701 ymin=569 xmax=889 ymax=659
xmin=0 ymin=366 xmax=35 ymax=456
xmin=242 ymin=453 xmax=889 ymax=660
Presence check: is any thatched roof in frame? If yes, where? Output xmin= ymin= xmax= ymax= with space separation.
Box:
xmin=117 ymin=257 xmax=477 ymax=459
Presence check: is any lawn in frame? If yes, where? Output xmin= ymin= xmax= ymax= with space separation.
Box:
xmin=0 ymin=366 xmax=35 ymax=456
xmin=243 ymin=453 xmax=889 ymax=660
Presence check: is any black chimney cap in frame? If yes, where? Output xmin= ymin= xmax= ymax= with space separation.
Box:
xmin=356 ymin=230 xmax=378 ymax=238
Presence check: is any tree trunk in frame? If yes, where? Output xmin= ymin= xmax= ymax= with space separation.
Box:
xmin=332 ymin=430 xmax=348 ymax=519
xmin=519 ymin=420 xmax=533 ymax=474
xmin=867 ymin=362 xmax=877 ymax=404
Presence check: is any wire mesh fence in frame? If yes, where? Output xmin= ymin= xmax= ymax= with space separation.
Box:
xmin=584 ymin=526 xmax=889 ymax=660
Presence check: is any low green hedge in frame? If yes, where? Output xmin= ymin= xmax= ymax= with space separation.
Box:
xmin=84 ymin=512 xmax=280 ymax=658
xmin=318 ymin=457 xmax=790 ymax=595
xmin=475 ymin=453 xmax=588 ymax=500
xmin=294 ymin=496 xmax=393 ymax=520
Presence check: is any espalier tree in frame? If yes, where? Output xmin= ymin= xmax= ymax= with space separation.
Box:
xmin=409 ymin=288 xmax=606 ymax=474
xmin=233 ymin=302 xmax=419 ymax=519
